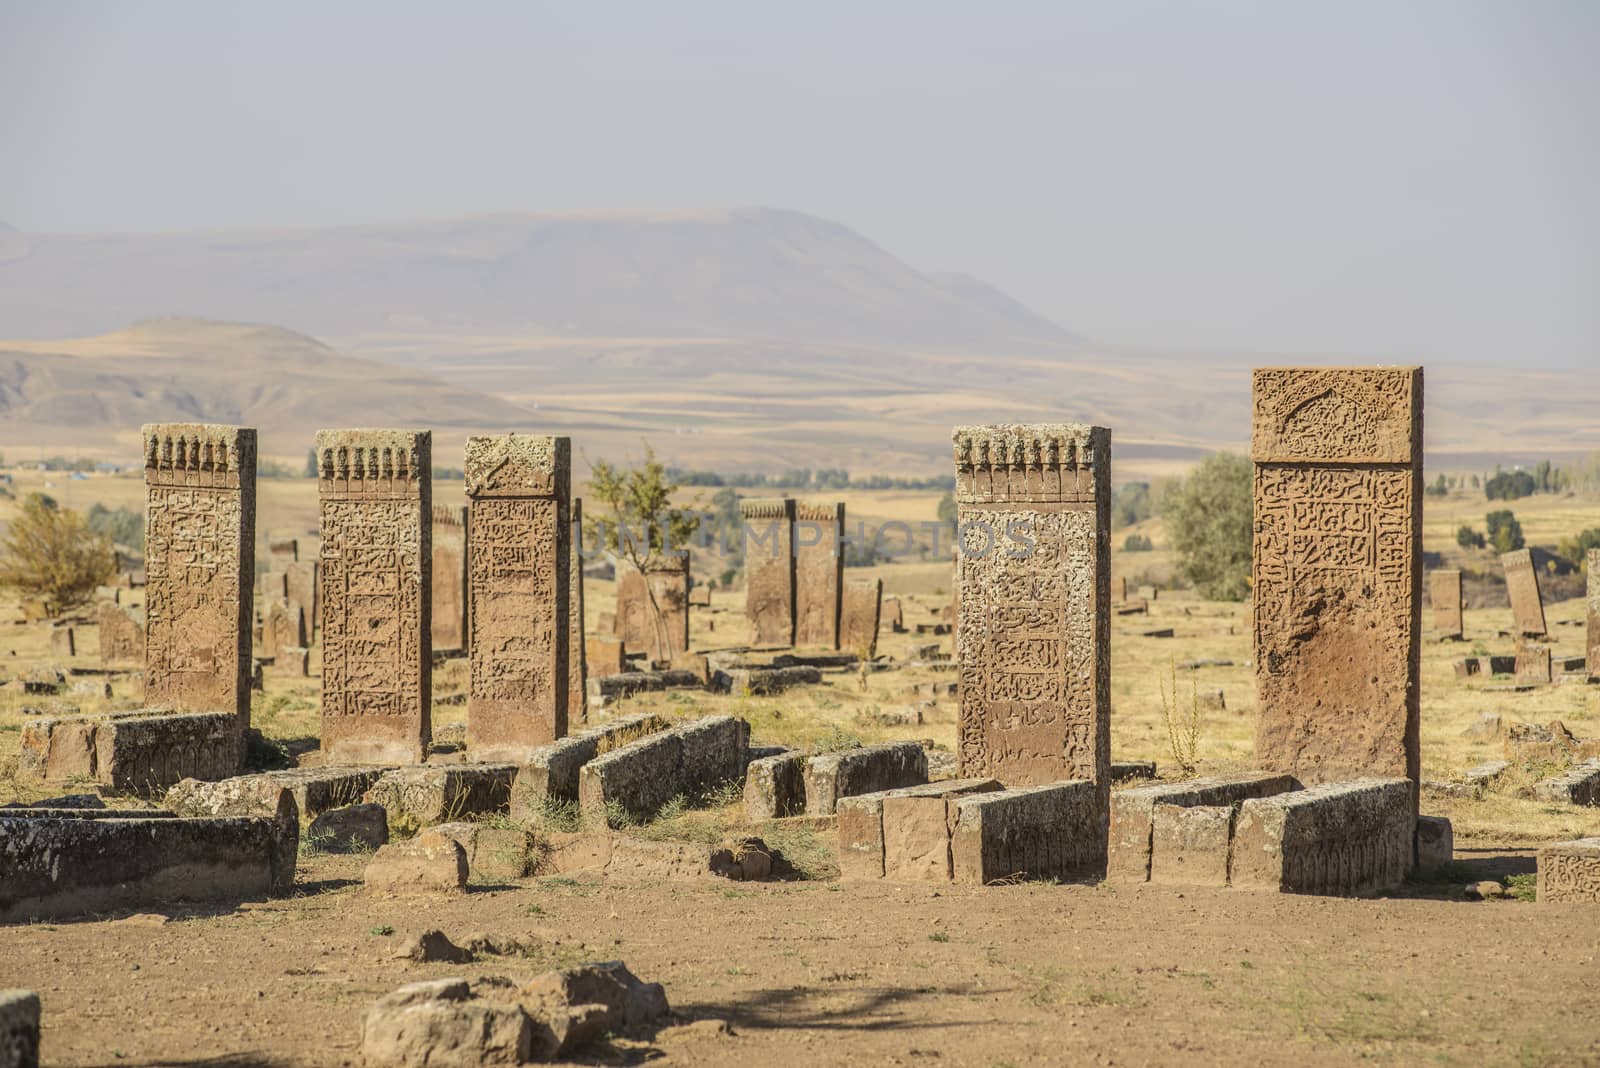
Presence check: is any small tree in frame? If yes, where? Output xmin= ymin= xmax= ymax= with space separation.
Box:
xmin=1161 ymin=452 xmax=1252 ymax=601
xmin=304 ymin=448 xmax=320 ymax=478
xmin=587 ymin=446 xmax=700 ymax=658
xmin=0 ymin=494 xmax=117 ymax=612
xmin=1456 ymin=524 xmax=1485 ymax=550
xmin=936 ymin=491 xmax=958 ymax=526
xmin=1486 ymin=510 xmax=1525 ymax=553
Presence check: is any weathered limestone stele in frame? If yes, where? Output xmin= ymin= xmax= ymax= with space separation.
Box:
xmin=952 ymin=424 xmax=1112 ymax=821
xmin=613 ymin=555 xmax=689 ymax=663
xmin=0 ymin=989 xmax=40 ymax=1068
xmin=431 ymin=504 xmax=469 ymax=652
xmin=463 ymin=435 xmax=571 ymax=759
xmin=1252 ymin=368 xmax=1422 ymax=804
xmin=1502 ymin=548 xmax=1547 ymax=638
xmin=743 ymin=751 xmax=806 ymax=821
xmin=284 ymin=560 xmax=318 ymax=636
xmin=841 ymin=577 xmax=883 ymax=659
xmin=0 ymin=811 xmax=296 ymax=922
xmin=568 ymin=498 xmax=588 ymax=725
xmin=949 ymin=780 xmax=1102 ymax=885
xmin=1231 ymin=778 xmax=1414 ymax=895
xmin=1589 ymin=550 xmax=1600 ymax=674
xmin=317 ymin=429 xmax=432 ymax=765
xmin=794 ymin=500 xmax=844 ymax=648
xmin=577 ymin=715 xmax=748 ymax=823
xmin=1105 ymin=772 xmax=1298 ymax=884
xmin=142 ymin=423 xmax=256 ymax=729
xmin=1536 ymin=838 xmax=1600 ymax=902
xmin=1430 ymin=569 xmax=1463 ymax=639
xmin=96 ymin=600 xmax=144 ymax=664
xmin=741 ymin=498 xmax=796 ymax=646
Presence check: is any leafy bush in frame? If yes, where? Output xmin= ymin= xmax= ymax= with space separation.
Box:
xmin=1160 ymin=453 xmax=1252 ymax=601
xmin=1455 ymin=525 xmax=1485 ymax=550
xmin=86 ymin=503 xmax=143 ymax=551
xmin=1111 ymin=481 xmax=1152 ymax=529
xmin=0 ymin=494 xmax=117 ymax=610
xmin=1558 ymin=528 xmax=1600 ymax=567
xmin=1485 ymin=510 xmax=1525 ymax=553
xmin=1485 ymin=470 xmax=1536 ymax=501
xmin=1122 ymin=533 xmax=1154 ymax=552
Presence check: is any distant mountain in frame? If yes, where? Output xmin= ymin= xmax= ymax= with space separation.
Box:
xmin=0 ymin=209 xmax=1082 ymax=353
xmin=0 ymin=319 xmax=533 ymax=455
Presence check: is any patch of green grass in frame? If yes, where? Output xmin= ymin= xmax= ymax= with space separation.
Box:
xmin=1505 ymin=872 xmax=1537 ymax=902
xmin=928 ymin=931 xmax=951 ymax=943
xmin=370 ymin=925 xmax=394 ymax=937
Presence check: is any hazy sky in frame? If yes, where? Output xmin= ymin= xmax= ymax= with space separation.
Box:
xmin=2 ymin=1 xmax=1595 ymax=366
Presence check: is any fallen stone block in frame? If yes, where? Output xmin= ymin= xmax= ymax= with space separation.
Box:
xmin=392 ymin=929 xmax=473 ymax=965
xmin=0 ymin=813 xmax=295 ymax=922
xmin=1141 ymin=628 xmax=1176 ymax=639
xmin=1452 ymin=657 xmax=1482 ymax=679
xmin=1415 ymin=815 xmax=1453 ymax=874
xmin=1110 ymin=760 xmax=1156 ymax=783
xmin=364 ymin=830 xmax=469 ymax=894
xmin=308 ymin=803 xmax=390 ymax=853
xmin=432 ymin=821 xmax=538 ymax=881
xmin=1536 ymin=837 xmax=1600 ymax=902
xmin=949 ymin=781 xmax=1104 ymax=885
xmin=0 ymin=989 xmax=40 ymax=1068
xmin=1149 ymin=804 xmax=1233 ymax=887
xmin=715 ymin=665 xmax=823 ymax=695
xmin=877 ymin=780 xmax=1004 ymax=882
xmin=262 ymin=766 xmax=393 ymax=822
xmin=1459 ymin=712 xmax=1502 ymax=739
xmin=361 ymin=978 xmax=530 ymax=1067
xmin=364 ymin=764 xmax=518 ymax=830
xmin=1231 ymin=778 xmax=1414 ymax=896
xmin=536 ymin=832 xmax=776 ymax=882
xmin=18 ymin=710 xmax=240 ymax=791
xmin=0 ymin=793 xmax=103 ymax=810
xmin=163 ymin=775 xmax=299 ymax=882
xmin=1462 ymin=760 xmax=1509 ymax=792
xmin=743 ymin=751 xmax=806 ymax=821
xmin=521 ymin=961 xmax=669 ymax=1058
xmin=803 ymin=741 xmax=928 ymax=816
xmin=508 ymin=714 xmax=669 ymax=816
xmin=578 ymin=716 xmax=748 ymax=824
xmin=587 ymin=669 xmax=704 ymax=702
xmin=1106 ymin=772 xmax=1298 ymax=884
xmin=1532 ymin=759 xmax=1600 ymax=806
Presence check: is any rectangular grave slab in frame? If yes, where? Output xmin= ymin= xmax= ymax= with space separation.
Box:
xmin=1253 ymin=368 xmax=1422 ymax=806
xmin=96 ymin=600 xmax=144 ymax=665
xmin=717 ymin=665 xmax=822 ymax=696
xmin=883 ymin=597 xmax=904 ymax=632
xmin=840 ymin=577 xmax=883 ymax=659
xmin=163 ymin=775 xmax=300 ymax=881
xmin=430 ymin=504 xmax=468 ymax=652
xmin=1430 ymin=569 xmax=1463 ymax=639
xmin=742 ymin=498 xmax=796 ymax=646
xmin=949 ymin=780 xmax=1103 ymax=885
xmin=1532 ymin=759 xmax=1600 ymax=807
xmin=0 ymin=989 xmax=40 ymax=1068
xmin=363 ymin=763 xmax=518 ymax=828
xmin=1231 ymin=778 xmax=1414 ymax=896
xmin=614 ymin=555 xmax=690 ymax=663
xmin=836 ymin=778 xmax=1002 ymax=881
xmin=0 ymin=814 xmax=295 ymax=923
xmin=794 ymin=500 xmax=844 ymax=649
xmin=18 ymin=710 xmax=240 ymax=791
xmin=1149 ymin=804 xmax=1233 ymax=887
xmin=1104 ymin=772 xmax=1298 ymax=883
xmin=803 ymin=741 xmax=928 ymax=816
xmin=587 ymin=669 xmax=704 ymax=702
xmin=284 ymin=560 xmax=318 ymax=637
xmin=508 ymin=713 xmax=671 ymax=814
xmin=743 ymin=751 xmax=806 ymax=821
xmin=586 ymin=636 xmax=626 ymax=679
xmin=1536 ymin=837 xmax=1600 ymax=902
xmin=142 ymin=423 xmax=256 ymax=730
xmin=568 ymin=498 xmax=588 ymax=725
xmin=1503 ymin=548 xmax=1547 ymax=638
xmin=317 ymin=429 xmax=431 ymax=765
xmin=262 ymin=766 xmax=394 ymax=822
xmin=1515 ymin=643 xmax=1552 ymax=685
xmin=465 ymin=435 xmax=571 ymax=759
xmin=577 ymin=716 xmax=748 ymax=824
xmin=953 ymin=425 xmax=1112 ymax=827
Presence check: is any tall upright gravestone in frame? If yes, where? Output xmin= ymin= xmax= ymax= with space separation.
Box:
xmin=794 ymin=500 xmax=844 ymax=648
xmin=1252 ymin=367 xmax=1422 ymax=803
xmin=1588 ymin=549 xmax=1600 ymax=673
xmin=742 ymin=498 xmax=796 ymax=646
xmin=317 ymin=430 xmax=431 ymax=764
xmin=431 ymin=504 xmax=469 ymax=651
xmin=1430 ymin=569 xmax=1463 ymax=639
xmin=569 ymin=498 xmax=588 ymax=724
xmin=840 ymin=576 xmax=883 ymax=659
xmin=464 ymin=434 xmax=570 ymax=758
xmin=952 ymin=424 xmax=1112 ymax=819
xmin=1501 ymin=548 xmax=1547 ymax=638
xmin=142 ymin=423 xmax=256 ymax=732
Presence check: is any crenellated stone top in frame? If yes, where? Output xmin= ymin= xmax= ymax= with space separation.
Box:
xmin=794 ymin=499 xmax=844 ymax=523
xmin=463 ymin=434 xmax=570 ymax=499
xmin=739 ymin=497 xmax=793 ymax=520
xmin=431 ymin=504 xmax=467 ymax=528
xmin=316 ymin=429 xmax=430 ymax=498
xmin=142 ymin=423 xmax=256 ymax=488
xmin=952 ymin=423 xmax=1108 ymax=504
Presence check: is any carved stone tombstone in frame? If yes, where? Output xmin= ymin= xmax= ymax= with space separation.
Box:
xmin=142 ymin=423 xmax=256 ymax=730
xmin=284 ymin=560 xmax=318 ymax=636
xmin=97 ymin=601 xmax=144 ymax=665
xmin=430 ymin=504 xmax=469 ymax=652
xmin=569 ymin=498 xmax=588 ymax=725
xmin=268 ymin=537 xmax=298 ymax=568
xmin=1430 ymin=569 xmax=1463 ymax=640
xmin=615 ymin=555 xmax=690 ymax=662
xmin=1588 ymin=550 xmax=1600 ymax=673
xmin=794 ymin=500 xmax=845 ymax=649
xmin=741 ymin=498 xmax=795 ymax=646
xmin=1252 ymin=367 xmax=1422 ymax=802
xmin=262 ymin=599 xmax=306 ymax=660
xmin=317 ymin=429 xmax=431 ymax=764
xmin=1501 ymin=549 xmax=1547 ymax=638
xmin=464 ymin=434 xmax=570 ymax=758
xmin=952 ymin=424 xmax=1112 ymax=823
xmin=841 ymin=577 xmax=883 ymax=659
